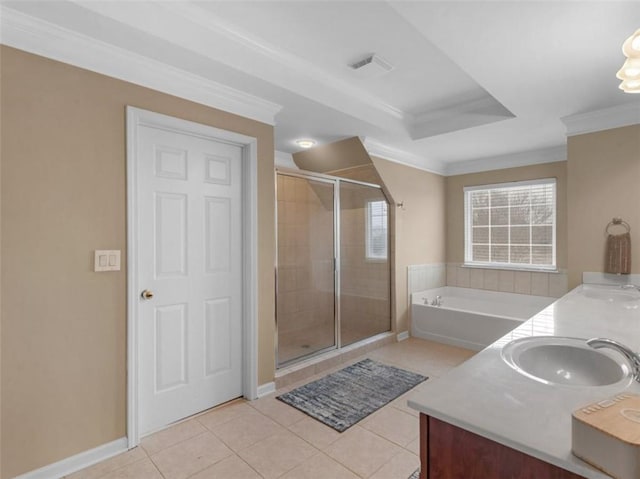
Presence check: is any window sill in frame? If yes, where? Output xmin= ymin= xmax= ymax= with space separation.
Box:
xmin=365 ymin=257 xmax=388 ymax=263
xmin=462 ymin=263 xmax=559 ymax=274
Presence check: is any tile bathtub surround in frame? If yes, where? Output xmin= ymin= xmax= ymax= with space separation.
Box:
xmin=497 ymin=270 xmax=515 ymax=293
xmin=407 ymin=264 xmax=446 ymax=296
xmin=582 ymin=272 xmax=640 ymax=286
xmin=446 ymin=264 xmax=569 ymax=298
xmin=66 ymin=338 xmax=475 ymax=479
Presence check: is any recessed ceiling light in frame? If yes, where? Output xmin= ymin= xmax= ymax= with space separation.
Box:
xmin=295 ymin=139 xmax=317 ymax=149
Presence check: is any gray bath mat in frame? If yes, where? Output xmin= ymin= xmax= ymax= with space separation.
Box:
xmin=408 ymin=468 xmax=420 ymax=479
xmin=276 ymin=358 xmax=427 ymax=432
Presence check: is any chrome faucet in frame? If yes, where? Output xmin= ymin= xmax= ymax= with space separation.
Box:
xmin=430 ymin=295 xmax=442 ymax=307
xmin=587 ymin=338 xmax=640 ymax=382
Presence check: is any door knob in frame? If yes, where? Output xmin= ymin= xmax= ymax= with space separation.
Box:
xmin=141 ymin=289 xmax=154 ymax=300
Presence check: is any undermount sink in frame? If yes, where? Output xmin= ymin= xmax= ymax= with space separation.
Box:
xmin=501 ymin=336 xmax=631 ymax=387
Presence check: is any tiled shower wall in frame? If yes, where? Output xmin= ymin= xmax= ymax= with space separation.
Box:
xmin=277 ymin=175 xmax=335 ymax=363
xmin=276 ymin=174 xmax=392 ymax=364
xmin=407 ymin=263 xmax=569 ymax=299
xmin=340 ymin=189 xmax=391 ymax=346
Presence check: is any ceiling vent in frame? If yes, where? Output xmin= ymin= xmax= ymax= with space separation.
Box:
xmin=350 ymin=54 xmax=394 ymax=78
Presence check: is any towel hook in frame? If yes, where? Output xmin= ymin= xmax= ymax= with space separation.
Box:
xmin=606 ymin=217 xmax=631 ymax=235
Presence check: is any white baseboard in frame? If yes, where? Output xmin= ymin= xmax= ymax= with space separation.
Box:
xmin=12 ymin=437 xmax=128 ymax=479
xmin=397 ymin=331 xmax=410 ymax=341
xmin=256 ymin=381 xmax=276 ymax=398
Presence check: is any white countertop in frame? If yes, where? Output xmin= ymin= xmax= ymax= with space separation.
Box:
xmin=408 ymin=283 xmax=640 ymax=479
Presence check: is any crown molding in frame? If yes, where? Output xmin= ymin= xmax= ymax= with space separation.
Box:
xmin=561 ymin=102 xmax=640 ymax=137
xmin=411 ymin=96 xmax=510 ymax=124
xmin=0 ymin=6 xmax=282 ymax=125
xmin=363 ymin=138 xmax=447 ymax=175
xmin=445 ymin=145 xmax=567 ymax=176
xmin=65 ymin=0 xmax=406 ymax=134
xmin=161 ymin=2 xmax=405 ymax=122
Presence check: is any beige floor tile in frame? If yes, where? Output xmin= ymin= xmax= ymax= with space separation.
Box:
xmin=279 ymin=452 xmax=360 ymax=479
xmin=287 ymin=416 xmax=342 ymax=450
xmin=141 ymin=419 xmax=206 ymax=455
xmin=151 ymin=432 xmax=233 ymax=479
xmin=248 ymin=395 xmax=307 ymax=426
xmin=99 ymin=458 xmax=163 ymax=479
xmin=188 ymin=455 xmax=261 ymax=479
xmin=324 ymin=426 xmax=402 ymax=478
xmin=197 ymin=401 xmax=255 ymax=431
xmin=238 ymin=430 xmax=318 ymax=479
xmin=390 ymin=389 xmax=421 ymax=417
xmin=66 ymin=448 xmax=147 ymax=479
xmin=212 ymin=410 xmax=286 ymax=452
xmin=369 ymin=450 xmax=420 ymax=479
xmin=275 ymin=363 xmax=317 ymax=388
xmin=425 ymin=341 xmax=476 ymax=361
xmin=360 ymin=407 xmax=419 ymax=447
xmin=369 ymin=338 xmax=474 ymax=369
xmin=405 ymin=437 xmax=420 ymax=456
xmin=63 ymin=338 xmax=469 ymax=479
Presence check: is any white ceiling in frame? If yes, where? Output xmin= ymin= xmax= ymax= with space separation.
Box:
xmin=2 ymin=1 xmax=639 ymax=174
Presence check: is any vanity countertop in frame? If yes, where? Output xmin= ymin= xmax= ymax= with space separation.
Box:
xmin=408 ymin=283 xmax=640 ymax=479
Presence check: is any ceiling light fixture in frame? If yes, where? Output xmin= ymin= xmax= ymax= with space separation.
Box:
xmin=617 ymin=29 xmax=640 ymax=93
xmin=295 ymin=139 xmax=317 ymax=149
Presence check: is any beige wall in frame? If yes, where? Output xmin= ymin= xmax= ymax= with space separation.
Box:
xmin=0 ymin=46 xmax=275 ymax=478
xmin=445 ymin=162 xmax=568 ymax=270
xmin=567 ymin=125 xmax=640 ymax=288
xmin=371 ymin=157 xmax=446 ymax=333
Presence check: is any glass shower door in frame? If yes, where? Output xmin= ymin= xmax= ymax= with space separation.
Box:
xmin=339 ymin=182 xmax=391 ymax=346
xmin=276 ymin=174 xmax=336 ymax=366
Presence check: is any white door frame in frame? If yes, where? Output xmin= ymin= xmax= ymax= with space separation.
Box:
xmin=126 ymin=106 xmax=259 ymax=448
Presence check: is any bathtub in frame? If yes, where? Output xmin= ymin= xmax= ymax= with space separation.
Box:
xmin=411 ymin=286 xmax=556 ymax=351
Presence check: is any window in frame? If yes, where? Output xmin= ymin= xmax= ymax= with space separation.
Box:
xmin=464 ymin=179 xmax=556 ymax=270
xmin=366 ymin=200 xmax=388 ymax=260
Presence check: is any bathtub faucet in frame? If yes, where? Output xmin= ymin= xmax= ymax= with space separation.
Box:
xmin=587 ymin=338 xmax=640 ymax=382
xmin=430 ymin=295 xmax=443 ymax=307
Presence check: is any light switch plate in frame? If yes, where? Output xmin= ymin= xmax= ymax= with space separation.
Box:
xmin=95 ymin=250 xmax=121 ymax=272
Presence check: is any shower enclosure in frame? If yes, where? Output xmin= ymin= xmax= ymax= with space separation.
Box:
xmin=276 ymin=169 xmax=391 ymax=367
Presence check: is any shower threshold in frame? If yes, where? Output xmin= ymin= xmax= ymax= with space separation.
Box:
xmin=274 ymin=331 xmax=396 ymax=389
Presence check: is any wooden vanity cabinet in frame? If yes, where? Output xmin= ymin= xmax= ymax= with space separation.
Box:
xmin=419 ymin=414 xmax=586 ymax=479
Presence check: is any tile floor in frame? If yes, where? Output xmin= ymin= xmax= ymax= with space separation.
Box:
xmin=66 ymin=338 xmax=475 ymax=479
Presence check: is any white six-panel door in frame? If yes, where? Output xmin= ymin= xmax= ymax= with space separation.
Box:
xmin=136 ymin=122 xmax=243 ymax=436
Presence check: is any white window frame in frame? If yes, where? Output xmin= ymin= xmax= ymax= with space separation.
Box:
xmin=463 ymin=178 xmax=557 ymax=271
xmin=365 ymin=199 xmax=388 ymax=261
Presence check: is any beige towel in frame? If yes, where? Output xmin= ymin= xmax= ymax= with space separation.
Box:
xmin=605 ymin=232 xmax=631 ymax=274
